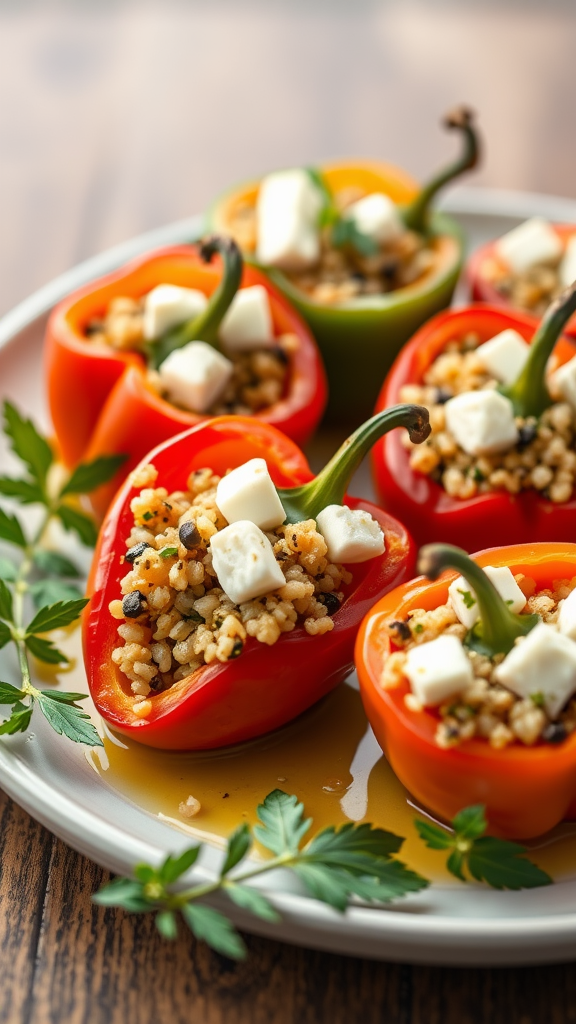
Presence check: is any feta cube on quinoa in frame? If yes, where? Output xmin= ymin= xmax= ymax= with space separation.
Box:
xmin=256 ymin=169 xmax=323 ymax=271
xmin=495 ymin=217 xmax=563 ymax=275
xmin=444 ymin=389 xmax=518 ymax=456
xmin=315 ymin=505 xmax=385 ymax=563
xmin=158 ymin=341 xmax=233 ymax=413
xmin=344 ymin=193 xmax=403 ymax=245
xmin=404 ymin=634 xmax=474 ymax=707
xmin=219 ymin=285 xmax=274 ymax=352
xmin=216 ymin=458 xmax=286 ymax=531
xmin=475 ymin=329 xmax=530 ymax=386
xmin=210 ymin=520 xmax=285 ymax=604
xmin=551 ymin=355 xmax=576 ymax=411
xmin=494 ymin=622 xmax=576 ymax=719
xmin=558 ymin=588 xmax=576 ymax=640
xmin=449 ymin=565 xmax=526 ymax=630
xmin=143 ymin=284 xmax=208 ymax=341
xmin=559 ymin=234 xmax=576 ymax=290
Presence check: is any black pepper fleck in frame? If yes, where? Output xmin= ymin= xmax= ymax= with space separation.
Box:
xmin=179 ymin=521 xmax=201 ymax=550
xmin=542 ymin=722 xmax=568 ymax=744
xmin=318 ymin=592 xmax=341 ymax=615
xmin=122 ymin=591 xmax=147 ymax=618
xmin=390 ymin=619 xmax=411 ymax=642
xmin=125 ymin=541 xmax=151 ymax=564
xmin=230 ymin=640 xmax=243 ymax=659
xmin=517 ymin=423 xmax=537 ymax=450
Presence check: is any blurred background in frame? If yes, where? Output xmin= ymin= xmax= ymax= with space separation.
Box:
xmin=1 ymin=0 xmax=575 ymax=316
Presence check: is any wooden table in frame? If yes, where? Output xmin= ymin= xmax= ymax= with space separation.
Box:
xmin=1 ymin=3 xmax=576 ymax=1021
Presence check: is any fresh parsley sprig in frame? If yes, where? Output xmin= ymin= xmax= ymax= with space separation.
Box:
xmin=0 ymin=401 xmax=126 ymax=746
xmin=415 ymin=805 xmax=553 ymax=889
xmin=306 ymin=167 xmax=379 ymax=258
xmin=93 ymin=789 xmax=428 ymax=959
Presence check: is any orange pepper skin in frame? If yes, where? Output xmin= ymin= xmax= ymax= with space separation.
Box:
xmin=209 ymin=162 xmax=463 ymax=423
xmin=371 ymin=304 xmax=576 ymax=550
xmin=467 ymin=225 xmax=576 ymax=338
xmin=45 ymin=245 xmax=327 ymax=500
xmin=356 ymin=543 xmax=576 ymax=839
xmin=84 ymin=416 xmax=417 ymax=751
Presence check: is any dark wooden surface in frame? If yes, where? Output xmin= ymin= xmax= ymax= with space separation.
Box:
xmin=1 ymin=2 xmax=576 ymax=1021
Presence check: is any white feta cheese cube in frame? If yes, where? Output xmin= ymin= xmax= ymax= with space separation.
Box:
xmin=559 ymin=234 xmax=576 ymax=289
xmin=475 ymin=329 xmax=530 ymax=386
xmin=404 ymin=634 xmax=474 ymax=707
xmin=218 ymin=285 xmax=274 ymax=352
xmin=344 ymin=192 xmax=403 ymax=245
xmin=256 ymin=169 xmax=323 ymax=271
xmin=449 ymin=566 xmax=526 ymax=630
xmin=495 ymin=217 xmax=563 ymax=275
xmin=158 ymin=341 xmax=233 ymax=414
xmin=551 ymin=354 xmax=576 ymax=411
xmin=315 ymin=504 xmax=385 ymax=563
xmin=558 ymin=588 xmax=576 ymax=640
xmin=216 ymin=458 xmax=286 ymax=530
xmin=210 ymin=520 xmax=285 ymax=604
xmin=444 ymin=390 xmax=518 ymax=457
xmin=143 ymin=284 xmax=208 ymax=341
xmin=494 ymin=622 xmax=576 ymax=719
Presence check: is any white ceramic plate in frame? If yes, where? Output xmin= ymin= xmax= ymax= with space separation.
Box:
xmin=2 ymin=188 xmax=576 ymax=967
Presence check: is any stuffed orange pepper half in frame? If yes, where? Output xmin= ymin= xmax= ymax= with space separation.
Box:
xmin=356 ymin=542 xmax=576 ymax=839
xmin=209 ymin=108 xmax=481 ymax=422
xmin=46 ymin=236 xmax=327 ymax=515
xmin=84 ymin=405 xmax=430 ymax=751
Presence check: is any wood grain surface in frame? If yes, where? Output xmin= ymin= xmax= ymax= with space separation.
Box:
xmin=1 ymin=2 xmax=576 ymax=1021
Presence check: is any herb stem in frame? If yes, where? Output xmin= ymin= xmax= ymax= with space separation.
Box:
xmin=168 ymin=851 xmax=295 ymax=908
xmin=12 ymin=508 xmax=53 ymax=693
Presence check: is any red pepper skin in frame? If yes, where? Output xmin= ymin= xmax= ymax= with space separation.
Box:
xmin=84 ymin=417 xmax=417 ymax=751
xmin=45 ymin=245 xmax=327 ymax=504
xmin=467 ymin=225 xmax=576 ymax=338
xmin=356 ymin=543 xmax=576 ymax=839
xmin=371 ymin=304 xmax=576 ymax=551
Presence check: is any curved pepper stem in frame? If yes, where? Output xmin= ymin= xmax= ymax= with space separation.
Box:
xmin=401 ymin=107 xmax=480 ymax=235
xmin=148 ymin=235 xmax=243 ymax=369
xmin=418 ymin=544 xmax=539 ymax=657
xmin=500 ymin=280 xmax=576 ymax=418
xmin=278 ymin=404 xmax=430 ymax=524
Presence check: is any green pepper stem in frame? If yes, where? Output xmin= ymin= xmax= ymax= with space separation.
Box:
xmin=278 ymin=404 xmax=430 ymax=524
xmin=148 ymin=235 xmax=243 ymax=369
xmin=418 ymin=544 xmax=539 ymax=657
xmin=500 ymin=280 xmax=576 ymax=418
xmin=401 ymin=107 xmax=480 ymax=235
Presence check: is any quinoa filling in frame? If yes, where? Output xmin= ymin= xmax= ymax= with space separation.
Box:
xmin=400 ymin=331 xmax=576 ymax=502
xmin=108 ymin=463 xmax=353 ymax=711
xmin=227 ymin=189 xmax=438 ymax=305
xmin=85 ymin=296 xmax=292 ymax=416
xmin=381 ymin=574 xmax=576 ymax=749
xmin=481 ymin=250 xmax=566 ymax=318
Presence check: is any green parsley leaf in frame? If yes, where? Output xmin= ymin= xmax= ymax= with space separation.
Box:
xmin=33 ymin=549 xmax=80 ymax=578
xmin=29 ymin=579 xmax=83 ymax=609
xmin=332 ymin=216 xmax=379 ymax=257
xmin=36 ymin=692 xmax=103 ymax=747
xmin=413 ymin=623 xmax=423 ymax=634
xmin=155 ymin=910 xmax=178 ymax=940
xmin=294 ymin=858 xmax=427 ymax=912
xmin=304 ymin=821 xmax=404 ymax=863
xmin=253 ymin=790 xmax=312 ymax=856
xmin=0 ymin=622 xmax=11 ymax=650
xmin=0 ymin=702 xmax=32 ymax=735
xmin=38 ymin=689 xmax=89 ymax=704
xmin=59 ymin=454 xmax=128 ymax=497
xmin=92 ymin=877 xmax=152 ymax=912
xmin=0 ymin=477 xmax=46 ymax=505
xmin=142 ymin=511 xmax=156 ymax=522
xmin=467 ymin=837 xmax=553 ymax=890
xmin=225 ymin=883 xmax=280 ymax=922
xmin=457 ymin=588 xmax=476 ymax=610
xmin=159 ymin=846 xmax=201 ymax=884
xmin=0 ymin=578 xmax=13 ymax=621
xmin=55 ymin=505 xmax=98 ymax=548
xmin=0 ymin=508 xmax=26 ymax=548
xmin=0 ymin=681 xmax=26 ymax=703
xmin=26 ymin=597 xmax=88 ymax=635
xmin=0 ymin=555 xmax=17 ymax=581
xmin=416 ymin=804 xmax=552 ymax=889
xmin=305 ymin=167 xmax=338 ymax=228
xmin=530 ymin=691 xmax=545 ymax=708
xmin=3 ymin=401 xmax=53 ymax=487
xmin=220 ymin=824 xmax=252 ymax=877
xmin=159 ymin=547 xmax=178 ymax=559
xmin=181 ymin=903 xmax=246 ymax=960
xmin=25 ymin=635 xmax=69 ymax=665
